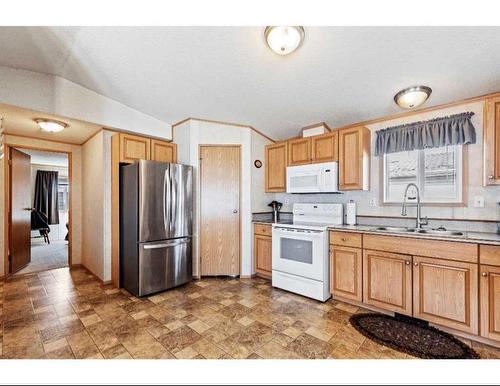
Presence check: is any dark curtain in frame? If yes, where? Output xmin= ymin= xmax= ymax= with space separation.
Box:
xmin=374 ymin=112 xmax=477 ymax=156
xmin=33 ymin=170 xmax=59 ymax=225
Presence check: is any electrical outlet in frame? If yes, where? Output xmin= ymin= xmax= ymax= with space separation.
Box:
xmin=370 ymin=197 xmax=377 ymax=207
xmin=473 ymin=196 xmax=485 ymax=208
xmin=284 ymin=198 xmax=290 ymax=206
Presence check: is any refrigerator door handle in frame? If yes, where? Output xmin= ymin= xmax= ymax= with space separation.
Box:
xmin=143 ymin=238 xmax=190 ymax=250
xmin=163 ymin=168 xmax=170 ymax=230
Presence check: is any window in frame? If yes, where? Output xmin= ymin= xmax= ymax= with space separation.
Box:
xmin=383 ymin=145 xmax=463 ymax=204
xmin=58 ymin=177 xmax=69 ymax=212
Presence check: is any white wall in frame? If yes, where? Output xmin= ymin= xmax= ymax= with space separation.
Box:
xmin=251 ymin=130 xmax=275 ymax=212
xmin=174 ymin=119 xmax=271 ymax=278
xmin=276 ymin=101 xmax=500 ymax=222
xmin=0 ymin=65 xmax=173 ymax=140
xmin=81 ymin=130 xmax=113 ymax=281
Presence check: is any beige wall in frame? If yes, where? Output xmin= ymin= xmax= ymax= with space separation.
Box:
xmin=0 ymin=135 xmax=82 ymax=276
xmin=81 ymin=130 xmax=113 ymax=282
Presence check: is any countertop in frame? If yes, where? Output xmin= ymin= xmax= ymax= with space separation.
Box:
xmin=252 ymin=220 xmax=500 ymax=246
xmin=327 ymin=224 xmax=500 ymax=246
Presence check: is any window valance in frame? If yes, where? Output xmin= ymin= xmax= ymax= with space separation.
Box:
xmin=374 ymin=112 xmax=476 ymax=156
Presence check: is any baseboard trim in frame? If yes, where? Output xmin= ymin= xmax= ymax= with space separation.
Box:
xmin=240 ymin=274 xmax=256 ymax=279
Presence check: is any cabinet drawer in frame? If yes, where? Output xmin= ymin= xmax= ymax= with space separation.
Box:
xmin=363 ymin=234 xmax=478 ymax=263
xmin=254 ymin=223 xmax=272 ymax=236
xmin=480 ymin=245 xmax=500 ymax=266
xmin=329 ymin=231 xmax=362 ymax=248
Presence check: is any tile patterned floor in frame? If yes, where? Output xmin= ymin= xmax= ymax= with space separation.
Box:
xmin=1 ymin=267 xmax=500 ymax=359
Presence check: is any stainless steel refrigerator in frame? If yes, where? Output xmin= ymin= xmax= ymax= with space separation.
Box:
xmin=120 ymin=160 xmax=193 ymax=297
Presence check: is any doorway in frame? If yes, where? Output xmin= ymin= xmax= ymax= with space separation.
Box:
xmin=199 ymin=145 xmax=240 ymax=276
xmin=6 ymin=146 xmax=71 ymax=275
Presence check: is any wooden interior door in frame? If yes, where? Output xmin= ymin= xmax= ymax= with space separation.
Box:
xmin=151 ymin=140 xmax=177 ymax=163
xmin=9 ymin=148 xmax=32 ymax=273
xmin=330 ymin=246 xmax=362 ymax=302
xmin=413 ymin=255 xmax=478 ymax=334
xmin=480 ymin=264 xmax=500 ymax=342
xmin=265 ymin=142 xmax=287 ymax=192
xmin=312 ymin=132 xmax=338 ymax=162
xmin=363 ymin=249 xmax=413 ymax=315
xmin=200 ymin=146 xmax=240 ymax=276
xmin=288 ymin=137 xmax=311 ymax=166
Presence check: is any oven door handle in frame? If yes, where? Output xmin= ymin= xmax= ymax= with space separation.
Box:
xmin=273 ymin=227 xmax=323 ymax=234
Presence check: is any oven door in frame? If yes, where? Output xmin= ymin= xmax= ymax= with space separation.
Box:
xmin=272 ymin=226 xmax=326 ymax=281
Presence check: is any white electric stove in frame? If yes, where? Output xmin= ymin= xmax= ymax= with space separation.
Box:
xmin=271 ymin=203 xmax=343 ymax=302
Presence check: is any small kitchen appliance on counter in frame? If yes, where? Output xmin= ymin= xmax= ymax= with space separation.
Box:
xmin=268 ymin=200 xmax=283 ymax=223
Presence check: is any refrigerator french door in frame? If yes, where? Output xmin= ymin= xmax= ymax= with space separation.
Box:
xmin=120 ymin=160 xmax=193 ymax=297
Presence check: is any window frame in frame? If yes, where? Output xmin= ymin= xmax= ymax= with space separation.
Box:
xmin=380 ymin=145 xmax=467 ymax=206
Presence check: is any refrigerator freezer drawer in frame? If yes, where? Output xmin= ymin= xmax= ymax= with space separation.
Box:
xmin=138 ymin=237 xmax=192 ymax=296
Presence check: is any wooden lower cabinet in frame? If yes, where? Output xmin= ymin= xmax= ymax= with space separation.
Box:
xmin=413 ymin=255 xmax=478 ymax=334
xmin=330 ymin=246 xmax=362 ymax=302
xmin=254 ymin=234 xmax=272 ymax=278
xmin=480 ymin=265 xmax=500 ymax=342
xmin=363 ymin=250 xmax=413 ymax=316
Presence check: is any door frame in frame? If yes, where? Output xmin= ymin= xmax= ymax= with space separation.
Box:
xmin=198 ymin=144 xmax=242 ymax=277
xmin=3 ymin=143 xmax=73 ymax=277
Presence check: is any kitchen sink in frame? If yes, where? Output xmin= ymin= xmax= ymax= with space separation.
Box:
xmin=415 ymin=229 xmax=464 ymax=236
xmin=371 ymin=226 xmax=416 ymax=232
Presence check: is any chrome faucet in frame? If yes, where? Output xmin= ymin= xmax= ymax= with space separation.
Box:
xmin=401 ymin=183 xmax=428 ymax=229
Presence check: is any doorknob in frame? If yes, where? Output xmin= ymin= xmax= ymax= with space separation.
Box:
xmin=233 ymin=209 xmax=238 ymax=213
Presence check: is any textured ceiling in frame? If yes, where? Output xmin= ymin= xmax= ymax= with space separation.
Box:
xmin=0 ymin=26 xmax=499 ymax=140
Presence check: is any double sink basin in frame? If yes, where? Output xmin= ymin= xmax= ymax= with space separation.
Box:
xmin=371 ymin=226 xmax=464 ymax=237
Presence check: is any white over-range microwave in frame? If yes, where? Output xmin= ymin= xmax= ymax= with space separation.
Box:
xmin=286 ymin=162 xmax=339 ymax=193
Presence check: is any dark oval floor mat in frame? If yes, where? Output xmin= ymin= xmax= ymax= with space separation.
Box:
xmin=349 ymin=313 xmax=479 ymax=359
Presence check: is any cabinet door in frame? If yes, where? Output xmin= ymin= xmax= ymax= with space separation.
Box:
xmin=265 ymin=142 xmax=287 ymax=192
xmin=338 ymin=126 xmax=370 ymax=191
xmin=330 ymin=246 xmax=362 ymax=302
xmin=151 ymin=139 xmax=177 ymax=163
xmin=413 ymin=255 xmax=478 ymax=334
xmin=254 ymin=234 xmax=272 ymax=278
xmin=288 ymin=137 xmax=312 ymax=166
xmin=363 ymin=249 xmax=412 ymax=315
xmin=119 ymin=133 xmax=151 ymax=163
xmin=484 ymin=96 xmax=500 ymax=185
xmin=480 ymin=265 xmax=500 ymax=342
xmin=312 ymin=132 xmax=338 ymax=163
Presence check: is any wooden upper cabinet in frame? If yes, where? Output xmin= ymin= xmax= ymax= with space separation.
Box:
xmin=330 ymin=246 xmax=362 ymax=302
xmin=480 ymin=264 xmax=500 ymax=342
xmin=413 ymin=255 xmax=478 ymax=334
xmin=151 ymin=139 xmax=177 ymax=163
xmin=363 ymin=249 xmax=413 ymax=316
xmin=119 ymin=133 xmax=151 ymax=163
xmin=288 ymin=137 xmax=312 ymax=166
xmin=338 ymin=126 xmax=371 ymax=191
xmin=311 ymin=132 xmax=338 ymax=162
xmin=265 ymin=141 xmax=288 ymax=192
xmin=484 ymin=96 xmax=500 ymax=185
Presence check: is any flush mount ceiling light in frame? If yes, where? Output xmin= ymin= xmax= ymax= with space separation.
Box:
xmin=264 ymin=26 xmax=305 ymax=55
xmin=35 ymin=118 xmax=68 ymax=133
xmin=394 ymin=86 xmax=432 ymax=109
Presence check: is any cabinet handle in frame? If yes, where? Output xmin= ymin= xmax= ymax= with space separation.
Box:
xmin=413 ymin=262 xmax=418 ymax=266
xmin=488 ymin=175 xmax=494 ymax=180
xmin=341 ymin=237 xmax=347 ymax=242
xmin=405 ymin=261 xmax=410 ymax=265
xmin=482 ymin=272 xmax=488 ymax=277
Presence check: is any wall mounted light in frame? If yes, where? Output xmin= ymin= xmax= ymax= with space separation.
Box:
xmin=35 ymin=118 xmax=68 ymax=133
xmin=264 ymin=26 xmax=305 ymax=55
xmin=394 ymin=86 xmax=432 ymax=109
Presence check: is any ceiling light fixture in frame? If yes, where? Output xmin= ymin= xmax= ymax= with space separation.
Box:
xmin=35 ymin=118 xmax=68 ymax=133
xmin=394 ymin=86 xmax=432 ymax=109
xmin=264 ymin=26 xmax=305 ymax=55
